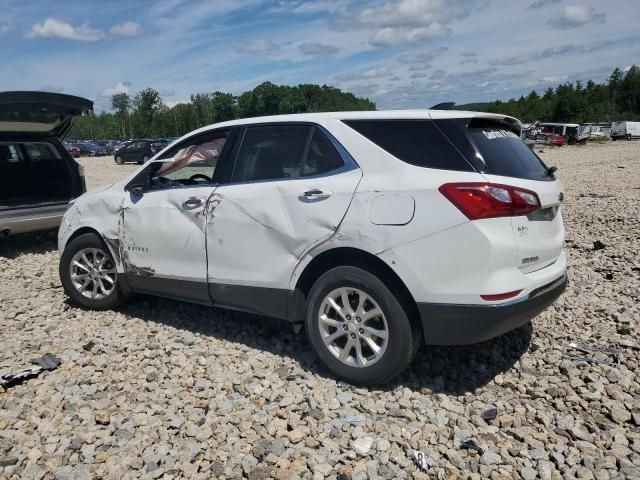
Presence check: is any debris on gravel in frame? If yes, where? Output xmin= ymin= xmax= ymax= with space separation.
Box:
xmin=1 ymin=143 xmax=639 ymax=478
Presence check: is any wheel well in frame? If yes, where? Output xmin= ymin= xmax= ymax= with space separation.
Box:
xmin=293 ymin=247 xmax=420 ymax=330
xmin=66 ymin=227 xmax=104 ymax=248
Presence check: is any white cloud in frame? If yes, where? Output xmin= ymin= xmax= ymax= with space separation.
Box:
xmin=29 ymin=18 xmax=104 ymax=42
xmin=549 ymin=5 xmax=605 ymax=29
xmin=299 ymin=42 xmax=341 ymax=55
xmin=0 ymin=19 xmax=11 ymax=34
xmin=528 ymin=0 xmax=561 ymax=9
xmin=370 ymin=23 xmax=449 ymax=47
xmin=110 ymin=21 xmax=143 ymax=37
xmin=542 ymin=75 xmax=568 ymax=83
xmin=102 ymin=82 xmax=131 ymax=97
xmin=345 ymin=0 xmax=474 ymax=47
xmin=336 ymin=66 xmax=392 ymax=82
xmin=397 ymin=48 xmax=446 ymax=64
xmin=236 ymin=39 xmax=279 ymax=54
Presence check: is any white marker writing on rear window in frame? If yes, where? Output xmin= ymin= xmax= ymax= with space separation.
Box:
xmin=482 ymin=129 xmax=516 ymax=140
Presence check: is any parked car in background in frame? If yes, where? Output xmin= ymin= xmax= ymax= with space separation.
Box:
xmin=0 ymin=91 xmax=90 ymax=237
xmin=65 ymin=144 xmax=81 ymax=157
xmin=611 ymin=121 xmax=640 ymax=140
xmin=95 ymin=140 xmax=119 ymax=154
xmin=113 ymin=139 xmax=166 ymax=164
xmin=539 ymin=123 xmax=586 ymax=144
xmin=58 ymin=110 xmax=567 ymax=384
xmin=70 ymin=142 xmax=108 ymax=157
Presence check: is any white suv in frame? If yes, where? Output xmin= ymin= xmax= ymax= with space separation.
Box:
xmin=58 ymin=110 xmax=567 ymax=385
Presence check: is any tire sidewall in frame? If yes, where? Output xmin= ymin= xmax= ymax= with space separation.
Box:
xmin=59 ymin=233 xmax=123 ymax=310
xmin=115 ymin=156 xmax=124 ymax=164
xmin=305 ymin=266 xmax=414 ymax=385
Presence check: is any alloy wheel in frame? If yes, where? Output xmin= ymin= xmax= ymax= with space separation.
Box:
xmin=69 ymin=248 xmax=116 ymax=300
xmin=317 ymin=287 xmax=389 ymax=368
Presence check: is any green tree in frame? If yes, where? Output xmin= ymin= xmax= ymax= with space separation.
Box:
xmin=132 ymin=88 xmax=163 ymax=137
xmin=111 ymin=93 xmax=131 ymax=139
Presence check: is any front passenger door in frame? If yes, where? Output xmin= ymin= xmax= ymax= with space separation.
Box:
xmin=119 ymin=129 xmax=230 ymax=303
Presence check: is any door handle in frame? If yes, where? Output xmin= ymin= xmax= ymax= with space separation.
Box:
xmin=182 ymin=197 xmax=204 ymax=209
xmin=300 ymin=189 xmax=332 ymax=201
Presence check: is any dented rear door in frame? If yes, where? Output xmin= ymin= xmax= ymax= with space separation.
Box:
xmin=205 ymin=124 xmax=361 ymax=297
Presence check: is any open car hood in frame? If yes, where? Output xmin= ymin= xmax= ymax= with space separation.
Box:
xmin=0 ymin=91 xmax=93 ymax=139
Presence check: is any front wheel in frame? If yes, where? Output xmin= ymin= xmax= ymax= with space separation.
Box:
xmin=305 ymin=266 xmax=418 ymax=385
xmin=627 ymin=134 xmax=632 ymax=141
xmin=115 ymin=155 xmax=124 ymax=164
xmin=60 ymin=233 xmax=126 ymax=310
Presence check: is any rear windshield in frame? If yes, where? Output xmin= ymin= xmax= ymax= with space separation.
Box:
xmin=343 ymin=120 xmax=473 ymax=171
xmin=467 ymin=124 xmax=551 ymax=181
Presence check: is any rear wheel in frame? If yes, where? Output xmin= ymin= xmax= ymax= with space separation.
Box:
xmin=305 ymin=266 xmax=417 ymax=385
xmin=115 ymin=155 xmax=124 ymax=164
xmin=627 ymin=134 xmax=632 ymax=141
xmin=60 ymin=233 xmax=126 ymax=310
xmin=138 ymin=155 xmax=149 ymax=165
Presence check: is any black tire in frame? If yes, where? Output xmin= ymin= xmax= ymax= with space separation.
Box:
xmin=627 ymin=134 xmax=632 ymax=141
xmin=138 ymin=155 xmax=149 ymax=165
xmin=305 ymin=266 xmax=418 ymax=386
xmin=115 ymin=155 xmax=124 ymax=165
xmin=59 ymin=233 xmax=126 ymax=310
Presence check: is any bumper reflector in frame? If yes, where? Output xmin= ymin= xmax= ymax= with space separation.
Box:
xmin=481 ymin=290 xmax=523 ymax=302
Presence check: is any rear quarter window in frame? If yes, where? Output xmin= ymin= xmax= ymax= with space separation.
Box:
xmin=343 ymin=120 xmax=473 ymax=172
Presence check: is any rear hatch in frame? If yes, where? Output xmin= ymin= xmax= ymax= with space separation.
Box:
xmin=434 ymin=115 xmax=564 ymax=272
xmin=0 ymin=91 xmax=93 ymax=139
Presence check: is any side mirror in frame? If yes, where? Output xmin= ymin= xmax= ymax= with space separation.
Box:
xmin=129 ymin=184 xmax=145 ymax=197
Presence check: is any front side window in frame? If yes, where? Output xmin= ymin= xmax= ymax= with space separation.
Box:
xmin=230 ymin=125 xmax=345 ymax=183
xmin=147 ymin=130 xmax=228 ymax=190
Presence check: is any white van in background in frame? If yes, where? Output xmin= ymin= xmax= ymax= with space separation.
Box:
xmin=611 ymin=121 xmax=640 ymax=140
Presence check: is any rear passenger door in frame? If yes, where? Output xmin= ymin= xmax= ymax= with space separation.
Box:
xmin=205 ymin=123 xmax=362 ymax=316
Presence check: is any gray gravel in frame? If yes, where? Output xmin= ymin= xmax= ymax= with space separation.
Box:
xmin=1 ymin=141 xmax=639 ymax=479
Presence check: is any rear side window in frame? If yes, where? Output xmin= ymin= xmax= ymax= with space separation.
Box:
xmin=343 ymin=120 xmax=473 ymax=171
xmin=24 ymin=143 xmax=61 ymax=162
xmin=231 ymin=125 xmax=345 ymax=182
xmin=467 ymin=124 xmax=551 ymax=181
xmin=0 ymin=144 xmax=22 ymax=163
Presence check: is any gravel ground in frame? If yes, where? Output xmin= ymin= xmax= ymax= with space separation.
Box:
xmin=1 ymin=141 xmax=639 ymax=480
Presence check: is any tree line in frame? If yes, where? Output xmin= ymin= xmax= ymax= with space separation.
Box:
xmin=69 ymin=82 xmax=376 ymax=140
xmin=459 ymin=66 xmax=640 ymax=123
xmin=69 ymin=65 xmax=639 ymax=140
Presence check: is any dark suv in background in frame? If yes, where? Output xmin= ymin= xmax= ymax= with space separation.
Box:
xmin=0 ymin=91 xmax=91 ymax=237
xmin=114 ymin=139 xmax=167 ymax=164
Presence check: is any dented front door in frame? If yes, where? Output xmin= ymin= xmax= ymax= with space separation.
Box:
xmin=120 ymin=184 xmax=215 ymax=302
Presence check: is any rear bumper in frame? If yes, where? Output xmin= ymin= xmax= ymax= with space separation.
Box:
xmin=418 ymin=274 xmax=567 ymax=345
xmin=0 ymin=204 xmax=68 ymax=236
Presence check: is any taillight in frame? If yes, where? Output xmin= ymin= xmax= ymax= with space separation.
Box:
xmin=439 ymin=183 xmax=540 ymax=220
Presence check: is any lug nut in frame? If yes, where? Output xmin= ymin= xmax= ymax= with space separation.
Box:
xmin=359 ymin=328 xmax=364 ymax=334
xmin=343 ymin=325 xmax=348 ymax=330
xmin=346 ymin=315 xmax=351 ymax=320
xmin=351 ymin=333 xmax=356 ymax=339
xmin=356 ymin=317 xmax=361 ymax=322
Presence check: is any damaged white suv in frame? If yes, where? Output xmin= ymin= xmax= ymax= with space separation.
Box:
xmin=59 ymin=111 xmax=567 ymax=385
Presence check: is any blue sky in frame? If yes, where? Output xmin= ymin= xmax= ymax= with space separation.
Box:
xmin=0 ymin=0 xmax=638 ymax=112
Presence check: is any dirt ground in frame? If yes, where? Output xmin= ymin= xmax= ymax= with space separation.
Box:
xmin=0 ymin=140 xmax=638 ymax=479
